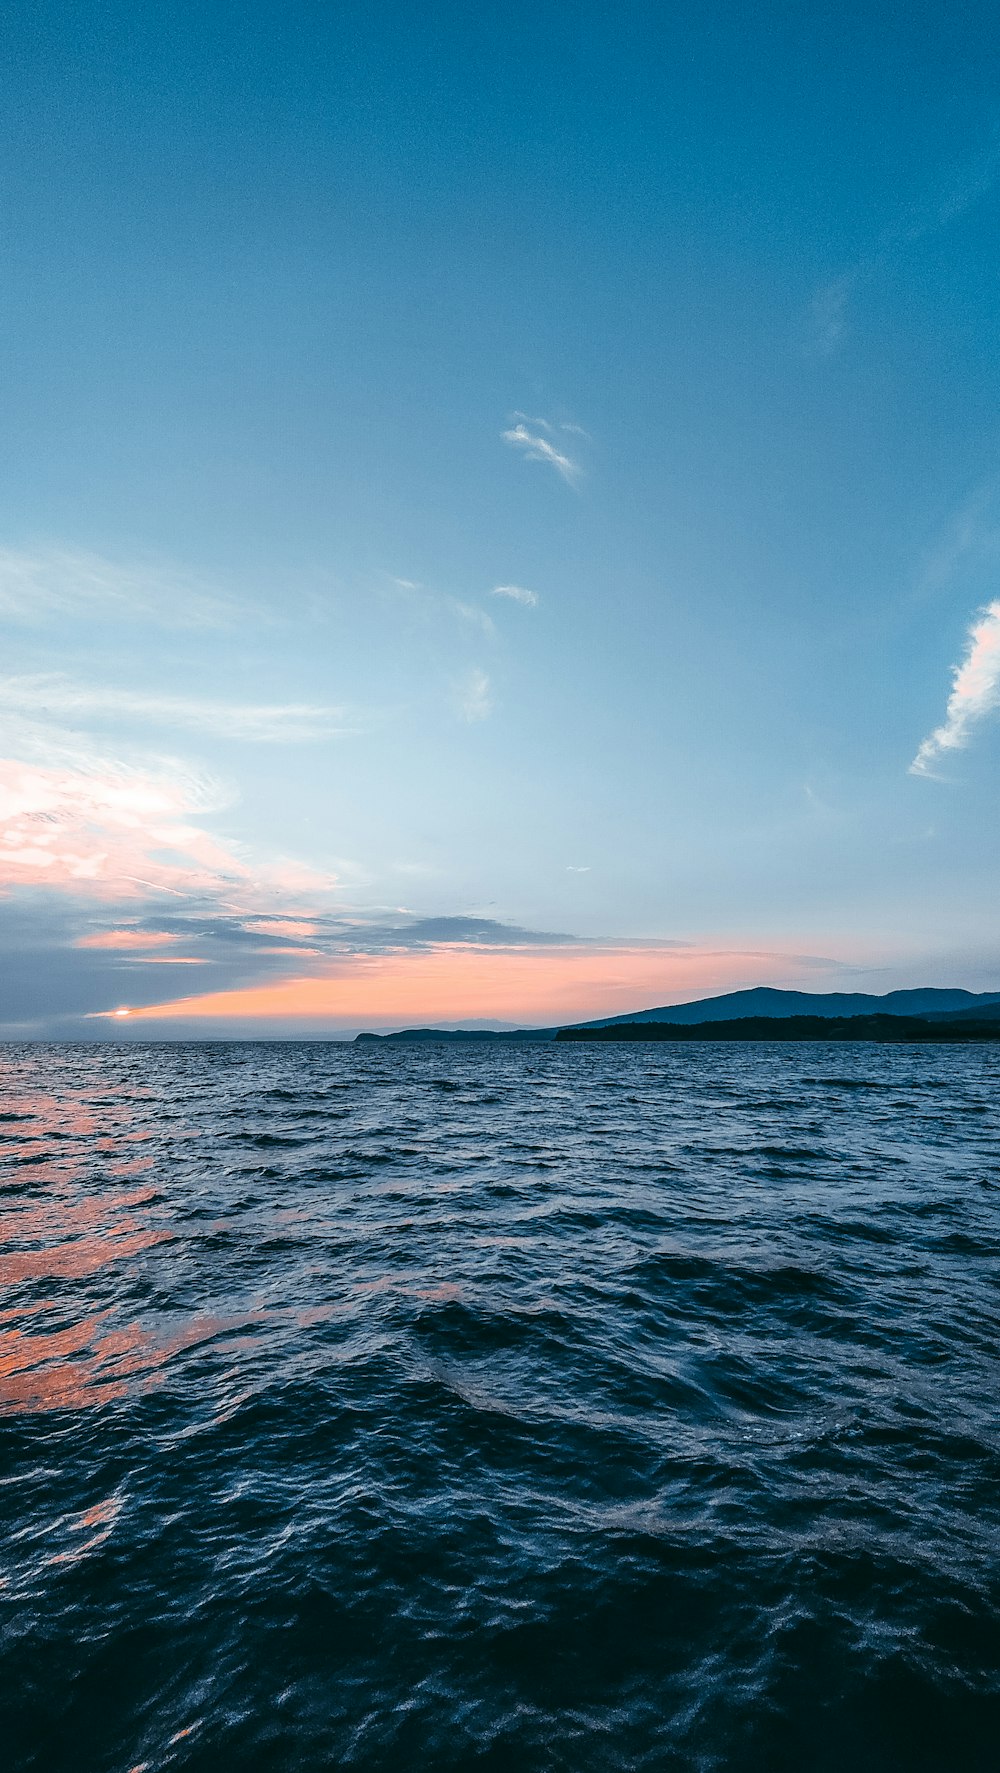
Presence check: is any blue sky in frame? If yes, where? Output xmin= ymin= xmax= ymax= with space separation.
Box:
xmin=3 ymin=1 xmax=1000 ymax=1035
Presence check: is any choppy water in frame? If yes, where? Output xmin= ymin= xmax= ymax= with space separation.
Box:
xmin=2 ymin=1040 xmax=999 ymax=1772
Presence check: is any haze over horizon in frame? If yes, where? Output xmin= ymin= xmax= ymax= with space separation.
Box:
xmin=3 ymin=2 xmax=1000 ymax=1038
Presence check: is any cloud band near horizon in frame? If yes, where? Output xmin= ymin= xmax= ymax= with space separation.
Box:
xmin=93 ymin=939 xmax=851 ymax=1031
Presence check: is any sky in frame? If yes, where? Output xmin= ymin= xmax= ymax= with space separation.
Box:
xmin=3 ymin=0 xmax=1000 ymax=1037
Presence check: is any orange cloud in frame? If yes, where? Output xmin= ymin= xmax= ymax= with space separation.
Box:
xmin=110 ymin=941 xmax=840 ymax=1029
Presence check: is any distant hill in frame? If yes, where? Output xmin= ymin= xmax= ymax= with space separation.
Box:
xmin=353 ymin=986 xmax=1000 ymax=1043
xmin=923 ymin=1001 xmax=1000 ymax=1024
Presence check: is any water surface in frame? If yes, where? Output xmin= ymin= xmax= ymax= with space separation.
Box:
xmin=2 ymin=1040 xmax=999 ymax=1770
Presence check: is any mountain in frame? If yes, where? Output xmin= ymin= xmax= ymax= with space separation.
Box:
xmin=568 ymin=986 xmax=1000 ymax=1028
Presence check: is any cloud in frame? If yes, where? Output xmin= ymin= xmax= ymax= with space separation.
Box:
xmin=0 ymin=755 xmax=243 ymax=897
xmin=501 ymin=424 xmax=580 ymax=485
xmin=76 ymin=929 xmax=182 ymax=949
xmin=910 ymin=601 xmax=1000 ymax=776
xmin=118 ymin=954 xmax=208 ymax=963
xmin=510 ymin=413 xmax=590 ymax=440
xmin=457 ymin=668 xmax=493 ymax=722
xmin=908 ymin=136 xmax=1000 ymax=240
xmin=510 ymin=412 xmax=554 ymax=432
xmin=384 ymin=576 xmax=496 ymax=638
xmin=491 ymin=584 xmax=539 ymax=607
xmin=0 ymin=675 xmax=355 ymax=742
xmin=79 ymin=911 xmax=579 ymax=962
xmin=240 ymin=918 xmax=320 ymax=938
xmin=0 ymin=753 xmax=335 ymax=902
xmin=448 ymin=600 xmax=497 ymax=638
xmin=917 ymin=475 xmax=1000 ymax=598
xmin=804 ymin=136 xmax=1000 ymax=356
xmin=356 ymin=915 xmax=572 ymax=949
xmin=0 ymin=546 xmax=239 ymax=628
xmin=805 ymin=271 xmax=858 ymax=356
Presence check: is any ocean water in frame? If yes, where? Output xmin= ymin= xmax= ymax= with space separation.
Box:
xmin=2 ymin=1040 xmax=999 ymax=1773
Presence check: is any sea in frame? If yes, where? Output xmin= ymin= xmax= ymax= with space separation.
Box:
xmin=2 ymin=1038 xmax=999 ymax=1772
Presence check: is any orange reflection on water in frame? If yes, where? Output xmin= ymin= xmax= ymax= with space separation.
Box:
xmin=0 ymin=1310 xmax=259 ymax=1415
xmin=0 ymin=1067 xmax=192 ymax=1415
xmin=0 ymin=1091 xmax=98 ymax=1140
xmin=0 ymin=1299 xmax=270 ymax=1415
xmin=0 ymin=1226 xmax=171 ymax=1286
xmin=0 ymin=1181 xmax=167 ymax=1287
xmin=0 ymin=1162 xmax=174 ymax=1408
xmin=0 ymin=1312 xmax=151 ymax=1414
xmin=2 ymin=1185 xmax=158 ymax=1242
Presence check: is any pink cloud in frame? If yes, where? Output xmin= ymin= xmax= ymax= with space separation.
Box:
xmin=76 ymin=930 xmax=181 ymax=950
xmin=0 ymin=756 xmax=335 ymax=906
xmin=0 ymin=758 xmax=242 ymax=898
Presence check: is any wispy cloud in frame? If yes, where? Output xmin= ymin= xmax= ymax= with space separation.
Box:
xmin=806 ymin=270 xmax=858 ymax=357
xmin=449 ymin=600 xmax=497 ymax=638
xmin=915 ymin=137 xmax=1000 ymax=237
xmin=917 ymin=475 xmax=1000 ymax=598
xmin=805 ymin=135 xmax=1000 ymax=356
xmin=911 ymin=600 xmax=1000 ymax=776
xmin=510 ymin=412 xmax=554 ymax=432
xmin=0 ymin=546 xmax=240 ymax=628
xmin=491 ymin=584 xmax=539 ymax=607
xmin=502 ymin=423 xmax=580 ymax=485
xmin=456 ymin=668 xmax=493 ymax=722
xmin=0 ymin=676 xmax=355 ymax=742
xmin=384 ymin=576 xmax=496 ymax=638
xmin=510 ymin=413 xmax=591 ymax=441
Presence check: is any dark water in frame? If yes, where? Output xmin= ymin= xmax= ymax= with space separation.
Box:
xmin=2 ymin=1041 xmax=999 ymax=1772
